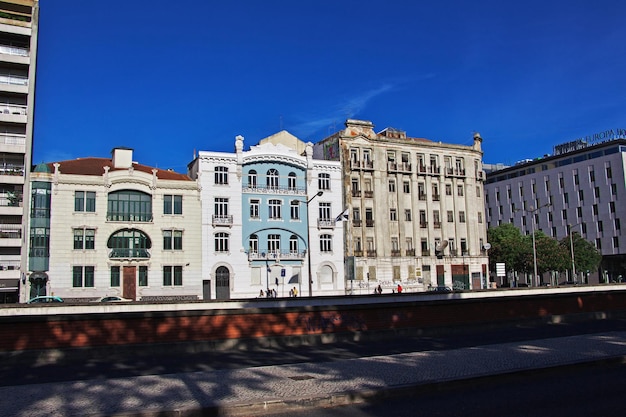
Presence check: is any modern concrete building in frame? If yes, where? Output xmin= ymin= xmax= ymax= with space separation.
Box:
xmin=26 ymin=147 xmax=203 ymax=302
xmin=314 ymin=119 xmax=489 ymax=293
xmin=188 ymin=131 xmax=345 ymax=299
xmin=484 ymin=132 xmax=626 ymax=285
xmin=0 ymin=0 xmax=38 ymax=303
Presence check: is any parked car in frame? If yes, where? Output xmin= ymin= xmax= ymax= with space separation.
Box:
xmin=93 ymin=296 xmax=132 ymax=303
xmin=430 ymin=286 xmax=453 ymax=293
xmin=27 ymin=295 xmax=64 ymax=304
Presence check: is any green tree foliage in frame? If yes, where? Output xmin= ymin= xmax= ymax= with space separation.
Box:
xmin=559 ymin=232 xmax=602 ymax=275
xmin=487 ymin=224 xmax=526 ymax=273
xmin=531 ymin=231 xmax=570 ymax=274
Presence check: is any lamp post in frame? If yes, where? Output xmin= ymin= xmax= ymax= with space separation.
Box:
xmin=527 ymin=203 xmax=550 ymax=287
xmin=305 ymin=191 xmax=323 ymax=297
xmin=568 ymin=223 xmax=583 ymax=283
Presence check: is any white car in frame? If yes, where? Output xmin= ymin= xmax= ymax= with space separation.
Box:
xmin=93 ymin=296 xmax=132 ymax=303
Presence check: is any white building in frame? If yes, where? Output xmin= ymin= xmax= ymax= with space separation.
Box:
xmin=27 ymin=147 xmax=203 ymax=302
xmin=484 ymin=134 xmax=626 ymax=285
xmin=0 ymin=1 xmax=38 ymax=303
xmin=314 ymin=119 xmax=489 ymax=292
xmin=188 ymin=131 xmax=345 ymax=299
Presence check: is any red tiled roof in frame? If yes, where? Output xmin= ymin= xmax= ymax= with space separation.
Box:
xmin=46 ymin=158 xmax=192 ymax=181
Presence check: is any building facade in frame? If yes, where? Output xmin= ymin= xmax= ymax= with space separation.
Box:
xmin=484 ymin=136 xmax=626 ymax=285
xmin=26 ymin=148 xmax=203 ymax=302
xmin=314 ymin=119 xmax=489 ymax=293
xmin=0 ymin=0 xmax=38 ymax=303
xmin=188 ymin=131 xmax=345 ymax=299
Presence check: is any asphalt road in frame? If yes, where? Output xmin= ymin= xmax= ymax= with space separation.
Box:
xmin=3 ymin=317 xmax=626 ymax=387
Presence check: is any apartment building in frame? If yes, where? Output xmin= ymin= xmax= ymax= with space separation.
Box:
xmin=188 ymin=131 xmax=345 ymax=299
xmin=313 ymin=119 xmax=489 ymax=292
xmin=26 ymin=147 xmax=203 ymax=302
xmin=0 ymin=0 xmax=38 ymax=303
xmin=484 ymin=134 xmax=626 ymax=285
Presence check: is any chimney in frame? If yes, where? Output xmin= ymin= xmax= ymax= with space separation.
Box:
xmin=111 ymin=147 xmax=134 ymax=169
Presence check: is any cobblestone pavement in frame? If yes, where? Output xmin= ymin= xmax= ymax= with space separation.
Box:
xmin=2 ymin=331 xmax=626 ymax=417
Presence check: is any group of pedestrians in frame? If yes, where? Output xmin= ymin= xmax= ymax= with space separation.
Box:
xmin=258 ymin=287 xmax=299 ymax=298
xmin=373 ymin=283 xmax=404 ymax=295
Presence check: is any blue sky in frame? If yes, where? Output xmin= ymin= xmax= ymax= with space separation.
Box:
xmin=33 ymin=0 xmax=626 ymax=172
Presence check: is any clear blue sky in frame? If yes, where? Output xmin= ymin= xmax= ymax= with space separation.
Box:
xmin=33 ymin=0 xmax=626 ymax=172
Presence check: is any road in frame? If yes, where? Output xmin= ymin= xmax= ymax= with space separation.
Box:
xmin=3 ymin=317 xmax=626 ymax=387
xmin=260 ymin=360 xmax=626 ymax=417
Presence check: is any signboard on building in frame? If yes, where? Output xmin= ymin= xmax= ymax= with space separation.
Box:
xmin=554 ymin=129 xmax=626 ymax=155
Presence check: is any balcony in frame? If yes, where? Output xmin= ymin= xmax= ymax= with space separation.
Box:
xmin=418 ymin=193 xmax=426 ymax=201
xmin=434 ymin=221 xmax=441 ymax=229
xmin=106 ymin=213 xmax=153 ymax=222
xmin=445 ymin=167 xmax=466 ymax=178
xmin=477 ymin=171 xmax=485 ymax=180
xmin=317 ymin=218 xmax=335 ymax=229
xmin=432 ymin=193 xmax=440 ymax=201
xmin=364 ymin=190 xmax=373 ymax=198
xmin=248 ymin=251 xmax=305 ymax=261
xmin=422 ymin=249 xmax=430 ymax=256
xmin=0 ymin=224 xmax=21 ymax=246
xmin=420 ymin=221 xmax=428 ymax=228
xmin=0 ymin=133 xmax=25 ymax=152
xmin=109 ymin=248 xmax=151 ymax=259
xmin=212 ymin=214 xmax=233 ymax=227
xmin=351 ymin=190 xmax=361 ymax=198
xmin=352 ymin=219 xmax=362 ymax=227
xmin=0 ymin=44 xmax=28 ymax=57
xmin=365 ymin=219 xmax=375 ymax=227
xmin=391 ymin=250 xmax=401 ymax=257
xmin=406 ymin=249 xmax=415 ymax=256
xmin=242 ymin=185 xmax=305 ymax=195
xmin=388 ymin=162 xmax=412 ymax=173
xmin=426 ymin=165 xmax=440 ymax=176
xmin=366 ymin=250 xmax=377 ymax=258
xmin=353 ymin=250 xmax=364 ymax=257
xmin=349 ymin=160 xmax=374 ymax=171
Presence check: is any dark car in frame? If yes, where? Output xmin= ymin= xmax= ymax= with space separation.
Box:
xmin=27 ymin=295 xmax=64 ymax=304
xmin=559 ymin=281 xmax=578 ymax=286
xmin=430 ymin=286 xmax=452 ymax=293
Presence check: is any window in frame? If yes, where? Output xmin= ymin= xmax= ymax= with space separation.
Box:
xmin=598 ymin=221 xmax=603 ymax=233
xmin=578 ymin=190 xmax=584 ymax=201
xmin=163 ymin=230 xmax=183 ymax=250
xmin=610 ymin=201 xmax=616 ymax=213
xmin=110 ymin=266 xmax=120 ymax=287
xmin=248 ymin=170 xmax=257 ymax=188
xmin=249 ymin=234 xmax=259 ymax=254
xmin=459 ymin=211 xmax=466 ymax=223
xmin=215 ymin=166 xmax=228 ymax=184
xmin=163 ymin=266 xmax=183 ymax=286
xmin=31 ymin=184 xmax=51 ymax=218
xmin=405 ymin=209 xmax=412 ymax=221
xmin=318 ymin=173 xmax=330 ymax=190
xmin=611 ymin=183 xmax=617 ymax=196
xmin=388 ymin=179 xmax=396 ymax=192
xmin=593 ymin=204 xmax=598 ymax=216
xmin=577 ymin=206 xmax=583 ymax=218
xmin=320 ymin=234 xmax=332 ymax=252
xmin=606 ymin=166 xmax=612 ymax=179
xmin=289 ymin=235 xmax=299 ymax=254
xmin=268 ymin=234 xmax=280 ymax=255
xmin=107 ymin=190 xmax=152 ymax=222
xmin=215 ymin=232 xmax=229 ymax=252
xmin=290 ymin=201 xmax=300 ymax=220
xmin=445 ymin=184 xmax=452 ymax=196
xmin=594 ymin=187 xmax=600 ymax=199
xmin=478 ymin=212 xmax=483 ymax=223
xmin=74 ymin=191 xmax=96 ymax=212
xmin=250 ymin=199 xmax=260 ymax=218
xmin=164 ymin=195 xmax=182 ymax=215
xmin=447 ymin=210 xmax=454 ymax=222
xmin=268 ymin=199 xmax=281 ymax=219
xmin=615 ymin=218 xmax=621 ymax=230
xmin=590 ymin=170 xmax=595 ymax=182
xmin=596 ymin=238 xmax=602 ymax=250
xmin=73 ymin=228 xmax=95 ymax=250
xmin=419 ymin=183 xmax=426 ymax=200
xmin=613 ymin=237 xmax=619 ymax=249
xmin=319 ymin=202 xmax=331 ymax=220
xmin=390 ymin=208 xmax=397 ymax=221
xmin=139 ymin=265 xmax=148 ymax=287
xmin=107 ymin=228 xmax=151 ymax=258
xmin=72 ymin=266 xmax=95 ymax=287
xmin=562 ymin=209 xmax=568 ymax=221
xmin=574 ymin=173 xmax=579 ymax=185
xmin=564 ymin=193 xmax=569 ymax=204
xmin=288 ymin=172 xmax=297 ymax=190
xmin=419 ymin=210 xmax=427 ymax=227
xmin=476 ymin=186 xmax=481 ymax=197
xmin=214 ymin=197 xmax=228 ymax=217
xmin=267 ymin=169 xmax=279 ymax=189
xmin=457 ymin=185 xmax=464 ymax=196
xmin=403 ymin=181 xmax=410 ymax=193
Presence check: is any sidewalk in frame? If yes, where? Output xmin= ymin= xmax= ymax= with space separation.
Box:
xmin=2 ymin=331 xmax=626 ymax=417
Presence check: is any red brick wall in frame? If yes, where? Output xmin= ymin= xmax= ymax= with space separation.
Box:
xmin=3 ymin=290 xmax=626 ymax=352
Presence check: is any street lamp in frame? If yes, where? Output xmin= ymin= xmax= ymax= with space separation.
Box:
xmin=527 ymin=203 xmax=550 ymax=287
xmin=305 ymin=191 xmax=323 ymax=297
xmin=568 ymin=223 xmax=583 ymax=283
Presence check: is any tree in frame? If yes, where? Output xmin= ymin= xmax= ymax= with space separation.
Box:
xmin=559 ymin=232 xmax=602 ymax=279
xmin=487 ymin=224 xmax=527 ymax=274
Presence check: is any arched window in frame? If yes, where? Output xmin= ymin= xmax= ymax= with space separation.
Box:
xmin=289 ymin=235 xmax=299 ymax=254
xmin=320 ymin=234 xmax=332 ymax=253
xmin=107 ymin=228 xmax=152 ymax=258
xmin=107 ymin=190 xmax=152 ymax=222
xmin=248 ymin=170 xmax=257 ymax=188
xmin=267 ymin=169 xmax=279 ymax=189
xmin=215 ymin=232 xmax=229 ymax=253
xmin=288 ymin=172 xmax=297 ymax=190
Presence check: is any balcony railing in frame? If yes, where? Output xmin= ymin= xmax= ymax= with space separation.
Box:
xmin=317 ymin=218 xmax=335 ymax=229
xmin=366 ymin=219 xmax=375 ymax=227
xmin=109 ymin=248 xmax=151 ymax=259
xmin=212 ymin=215 xmax=233 ymax=226
xmin=352 ymin=219 xmax=362 ymax=227
xmin=391 ymin=250 xmax=401 ymax=257
xmin=418 ymin=193 xmax=426 ymax=201
xmin=0 ymin=223 xmax=21 ymax=238
xmin=388 ymin=162 xmax=412 ymax=173
xmin=353 ymin=250 xmax=363 ymax=257
xmin=0 ymin=44 xmax=28 ymax=57
xmin=422 ymin=249 xmax=430 ymax=256
xmin=242 ymin=185 xmax=306 ymax=195
xmin=247 ymin=250 xmax=305 ymax=261
xmin=351 ymin=190 xmax=361 ymax=197
xmin=0 ymin=104 xmax=26 ymax=116
xmin=445 ymin=167 xmax=466 ymax=177
xmin=0 ymin=164 xmax=24 ymax=176
xmin=406 ymin=249 xmax=415 ymax=256
xmin=432 ymin=193 xmax=440 ymax=201
xmin=0 ymin=74 xmax=28 ymax=86
xmin=106 ymin=213 xmax=153 ymax=222
xmin=0 ymin=133 xmax=25 ymax=146
xmin=420 ymin=221 xmax=428 ymax=228
xmin=433 ymin=221 xmax=441 ymax=229
xmin=364 ymin=190 xmax=373 ymax=198
xmin=366 ymin=250 xmax=377 ymax=258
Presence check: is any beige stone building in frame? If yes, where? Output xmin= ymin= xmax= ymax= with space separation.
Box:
xmin=0 ymin=1 xmax=38 ymax=303
xmin=313 ymin=119 xmax=489 ymax=292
